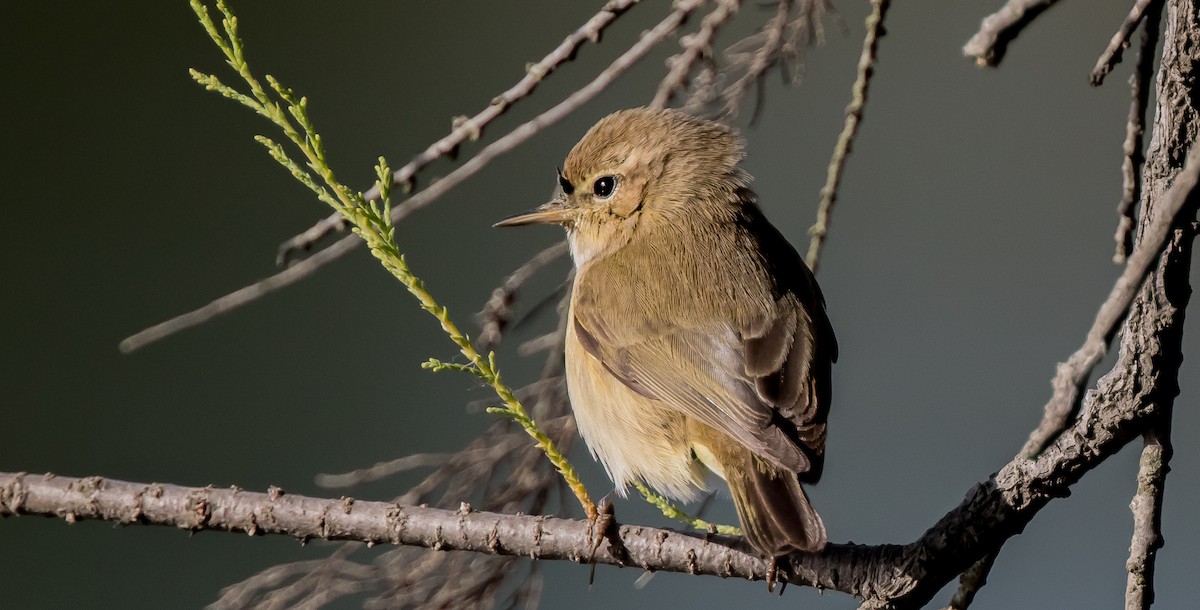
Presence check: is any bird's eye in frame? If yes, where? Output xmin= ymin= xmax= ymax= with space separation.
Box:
xmin=592 ymin=176 xmax=617 ymax=199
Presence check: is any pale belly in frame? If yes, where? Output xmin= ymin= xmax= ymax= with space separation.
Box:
xmin=565 ymin=320 xmax=709 ymax=501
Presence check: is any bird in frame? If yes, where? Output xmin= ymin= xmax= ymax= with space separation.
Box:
xmin=495 ymin=107 xmax=837 ymax=557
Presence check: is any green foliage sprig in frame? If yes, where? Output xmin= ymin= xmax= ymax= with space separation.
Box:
xmin=633 ymin=482 xmax=741 ymax=536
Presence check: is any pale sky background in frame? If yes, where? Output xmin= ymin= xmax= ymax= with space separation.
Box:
xmin=3 ymin=1 xmax=1198 ymax=609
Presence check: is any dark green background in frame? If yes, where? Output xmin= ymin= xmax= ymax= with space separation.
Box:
xmin=4 ymin=1 xmax=1197 ymax=608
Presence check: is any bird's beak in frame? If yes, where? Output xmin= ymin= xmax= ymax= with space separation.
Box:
xmin=493 ymin=199 xmax=573 ymax=228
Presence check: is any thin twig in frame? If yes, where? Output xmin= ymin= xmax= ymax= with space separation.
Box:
xmin=118 ymin=234 xmax=358 ymax=353
xmin=1125 ymin=421 xmax=1172 ymax=610
xmin=962 ymin=0 xmax=1064 ymax=67
xmin=1089 ymin=0 xmax=1159 ymax=86
xmin=315 ymin=453 xmax=453 ymax=489
xmin=1021 ymin=138 xmax=1200 ymax=459
xmin=476 ymin=241 xmax=569 ymax=352
xmin=651 ymin=0 xmax=742 ymax=108
xmin=275 ymin=0 xmax=643 ymax=266
xmin=1113 ymin=2 xmax=1162 ymax=263
xmin=805 ymin=0 xmax=889 ymax=273
xmin=122 ymin=0 xmax=704 ymax=354
xmin=718 ymin=0 xmax=794 ymax=118
xmin=942 ymin=551 xmax=999 ymax=610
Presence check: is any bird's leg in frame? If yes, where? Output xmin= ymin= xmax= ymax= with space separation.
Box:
xmin=587 ymin=492 xmax=617 ymax=586
xmin=766 ymin=556 xmax=779 ymax=593
xmin=765 ymin=555 xmax=791 ymax=595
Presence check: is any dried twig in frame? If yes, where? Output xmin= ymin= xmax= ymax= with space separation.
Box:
xmin=118 ymin=234 xmax=358 ymax=354
xmin=1113 ymin=2 xmax=1162 ymax=263
xmin=1089 ymin=0 xmax=1160 ymax=86
xmin=475 ymin=241 xmax=569 ymax=352
xmin=718 ymin=0 xmax=829 ymax=119
xmin=1125 ymin=423 xmax=1172 ymax=610
xmin=962 ymin=0 xmax=1063 ymax=67
xmin=941 ymin=552 xmax=999 ymax=610
xmin=805 ymin=0 xmax=888 ymax=273
xmin=315 ymin=453 xmax=454 ymax=490
xmin=651 ymin=0 xmax=742 ymax=108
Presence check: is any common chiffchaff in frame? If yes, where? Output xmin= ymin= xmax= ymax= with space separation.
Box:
xmin=496 ymin=107 xmax=837 ymax=556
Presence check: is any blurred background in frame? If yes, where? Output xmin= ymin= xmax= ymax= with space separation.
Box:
xmin=3 ymin=1 xmax=1197 ymax=608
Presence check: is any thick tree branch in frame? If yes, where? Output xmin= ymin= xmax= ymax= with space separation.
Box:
xmin=0 ymin=472 xmax=774 ymax=582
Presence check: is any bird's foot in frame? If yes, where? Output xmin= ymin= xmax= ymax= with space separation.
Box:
xmin=587 ymin=493 xmax=617 ymax=586
xmin=765 ymin=555 xmax=790 ymax=595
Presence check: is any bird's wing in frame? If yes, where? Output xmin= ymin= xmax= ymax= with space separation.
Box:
xmin=573 ymin=285 xmax=835 ymax=478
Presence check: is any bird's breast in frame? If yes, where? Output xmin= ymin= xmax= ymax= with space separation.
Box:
xmin=564 ymin=311 xmax=707 ymax=501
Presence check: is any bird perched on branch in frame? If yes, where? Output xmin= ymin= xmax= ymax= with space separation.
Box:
xmin=496 ymin=107 xmax=837 ymax=557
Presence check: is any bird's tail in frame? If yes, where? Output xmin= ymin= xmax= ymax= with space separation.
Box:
xmin=727 ymin=453 xmax=827 ymax=556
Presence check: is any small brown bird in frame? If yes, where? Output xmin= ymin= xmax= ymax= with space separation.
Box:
xmin=496 ymin=107 xmax=837 ymax=556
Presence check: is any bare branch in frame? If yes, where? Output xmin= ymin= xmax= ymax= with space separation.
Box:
xmin=1089 ymin=0 xmax=1160 ymax=86
xmin=0 ymin=472 xmax=777 ymax=583
xmin=941 ymin=552 xmax=999 ymax=610
xmin=805 ymin=0 xmax=889 ymax=273
xmin=275 ymin=0 xmax=644 ymax=267
xmin=475 ymin=241 xmax=569 ymax=352
xmin=963 ymin=0 xmax=1064 ymax=67
xmin=118 ymin=234 xmax=359 ymax=354
xmin=1125 ymin=424 xmax=1172 ymax=610
xmin=315 ymin=453 xmax=454 ymax=490
xmin=717 ymin=0 xmax=831 ymax=120
xmin=651 ymin=0 xmax=741 ymax=109
xmin=1114 ymin=3 xmax=1162 ymax=263
xmin=1020 ymin=141 xmax=1200 ymax=458
xmin=711 ymin=0 xmax=792 ymax=116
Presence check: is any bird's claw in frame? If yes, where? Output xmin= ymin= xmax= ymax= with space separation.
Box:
xmin=587 ymin=493 xmax=617 ymax=586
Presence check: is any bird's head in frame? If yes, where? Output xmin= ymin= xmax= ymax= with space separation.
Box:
xmin=495 ymin=107 xmax=749 ymax=266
